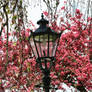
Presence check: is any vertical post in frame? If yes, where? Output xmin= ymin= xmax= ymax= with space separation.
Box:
xmin=42 ymin=69 xmax=51 ymax=92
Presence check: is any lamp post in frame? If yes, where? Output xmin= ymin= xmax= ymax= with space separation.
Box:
xmin=29 ymin=14 xmax=61 ymax=92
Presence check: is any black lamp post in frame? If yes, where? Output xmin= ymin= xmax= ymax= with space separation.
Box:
xmin=29 ymin=14 xmax=61 ymax=92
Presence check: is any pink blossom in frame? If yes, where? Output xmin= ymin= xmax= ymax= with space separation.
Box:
xmin=52 ymin=75 xmax=57 ymax=79
xmin=60 ymin=17 xmax=64 ymax=22
xmin=61 ymin=6 xmax=65 ymax=10
xmin=55 ymin=64 xmax=60 ymax=71
xmin=64 ymin=1 xmax=67 ymax=3
xmin=76 ymin=14 xmax=82 ymax=19
xmin=89 ymin=48 xmax=92 ymax=52
xmin=87 ymin=17 xmax=92 ymax=22
xmin=70 ymin=26 xmax=77 ymax=31
xmin=25 ymin=31 xmax=29 ymax=38
xmin=55 ymin=80 xmax=60 ymax=85
xmin=43 ymin=11 xmax=48 ymax=16
xmin=76 ymin=9 xmax=80 ymax=14
xmin=73 ymin=32 xmax=79 ymax=38
xmin=0 ymin=41 xmax=2 ymax=46
xmin=60 ymin=71 xmax=64 ymax=76
xmin=26 ymin=28 xmax=30 ymax=32
xmin=60 ymin=27 xmax=66 ymax=31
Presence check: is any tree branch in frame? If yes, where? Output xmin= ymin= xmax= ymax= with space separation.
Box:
xmin=0 ymin=2 xmax=8 ymax=36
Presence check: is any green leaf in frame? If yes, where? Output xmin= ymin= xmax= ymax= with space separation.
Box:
xmin=27 ymin=67 xmax=30 ymax=72
xmin=6 ymin=5 xmax=9 ymax=9
xmin=7 ymin=9 xmax=11 ymax=14
xmin=12 ymin=15 xmax=17 ymax=20
xmin=13 ymin=42 xmax=16 ymax=46
xmin=20 ymin=0 xmax=22 ymax=4
xmin=25 ymin=37 xmax=29 ymax=40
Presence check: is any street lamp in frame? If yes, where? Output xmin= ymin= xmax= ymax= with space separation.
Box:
xmin=29 ymin=14 xmax=61 ymax=92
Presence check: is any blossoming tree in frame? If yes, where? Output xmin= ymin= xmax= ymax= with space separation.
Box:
xmin=0 ymin=0 xmax=92 ymax=92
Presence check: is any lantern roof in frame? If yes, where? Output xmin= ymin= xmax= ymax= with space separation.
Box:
xmin=37 ymin=13 xmax=49 ymax=25
xmin=32 ymin=13 xmax=61 ymax=36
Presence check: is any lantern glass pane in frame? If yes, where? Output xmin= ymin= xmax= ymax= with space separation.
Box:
xmin=34 ymin=34 xmax=48 ymax=57
xmin=51 ymin=38 xmax=59 ymax=56
xmin=34 ymin=34 xmax=57 ymax=42
xmin=29 ymin=32 xmax=60 ymax=59
xmin=29 ymin=37 xmax=38 ymax=58
xmin=33 ymin=34 xmax=59 ymax=58
xmin=36 ymin=40 xmax=48 ymax=57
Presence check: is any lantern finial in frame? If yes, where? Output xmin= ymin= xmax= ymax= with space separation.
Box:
xmin=41 ymin=13 xmax=44 ymax=19
xmin=37 ymin=13 xmax=49 ymax=25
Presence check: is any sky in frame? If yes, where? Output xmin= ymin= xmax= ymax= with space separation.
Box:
xmin=26 ymin=0 xmax=65 ymax=27
xmin=27 ymin=0 xmax=47 ymax=27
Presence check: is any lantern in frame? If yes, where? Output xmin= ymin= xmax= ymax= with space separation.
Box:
xmin=29 ymin=14 xmax=61 ymax=92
